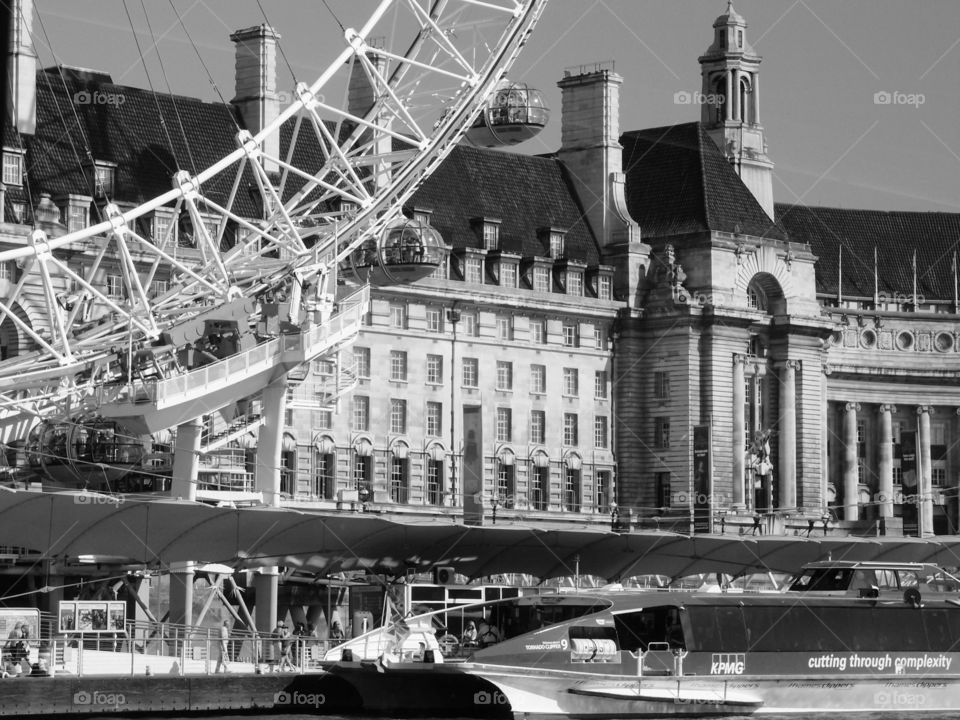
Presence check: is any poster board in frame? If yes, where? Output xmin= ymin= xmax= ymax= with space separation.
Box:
xmin=0 ymin=608 xmax=40 ymax=647
xmin=59 ymin=600 xmax=126 ymax=634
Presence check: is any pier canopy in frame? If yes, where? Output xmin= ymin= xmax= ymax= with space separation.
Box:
xmin=464 ymin=80 xmax=549 ymax=147
xmin=3 ymin=490 xmax=960 ymax=580
xmin=340 ymin=217 xmax=450 ymax=286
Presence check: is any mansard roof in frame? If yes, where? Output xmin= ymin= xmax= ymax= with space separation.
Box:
xmin=620 ymin=121 xmax=787 ymax=242
xmin=6 ymin=67 xmax=600 ymax=262
xmin=776 ymin=203 xmax=960 ymax=302
xmin=410 ymin=144 xmax=600 ymax=264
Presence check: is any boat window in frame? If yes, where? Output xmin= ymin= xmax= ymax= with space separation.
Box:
xmin=898 ymin=570 xmax=920 ymax=589
xmin=614 ymin=606 xmax=685 ymax=652
xmin=788 ymin=568 xmax=853 ymax=591
xmin=685 ymin=606 xmax=747 ymax=652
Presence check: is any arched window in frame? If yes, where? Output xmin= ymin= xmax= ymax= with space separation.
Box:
xmin=746 ymin=278 xmax=767 ymax=311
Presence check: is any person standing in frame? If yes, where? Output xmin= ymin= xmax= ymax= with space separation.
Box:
xmin=215 ymin=620 xmax=230 ymax=673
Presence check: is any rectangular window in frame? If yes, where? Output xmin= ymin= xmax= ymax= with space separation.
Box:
xmin=390 ymin=303 xmax=408 ymax=329
xmin=530 ymin=466 xmax=548 ymax=511
xmin=95 ymin=164 xmax=115 ymax=196
xmin=312 ymin=451 xmax=334 ymax=499
xmin=932 ymin=466 xmax=946 ymax=487
xmin=562 ymin=367 xmax=579 ymax=396
xmin=483 ymin=222 xmax=500 ymax=250
xmin=106 ymin=273 xmax=124 ymax=298
xmin=496 ymin=361 xmax=513 ymax=391
xmin=462 ymin=357 xmax=479 ymax=387
xmin=500 ymin=262 xmax=518 ymax=288
xmin=152 ymin=213 xmax=175 ymax=245
xmin=426 ymin=307 xmax=444 ymax=333
xmin=530 ymin=318 xmax=547 ymax=344
xmin=353 ymin=396 xmax=369 ymax=431
xmin=390 ymin=398 xmax=407 ymax=434
xmin=530 ymin=364 xmax=546 ymax=394
xmin=594 ymin=326 xmax=608 ymax=350
xmin=462 ymin=311 xmax=478 ymax=337
xmin=549 ymin=232 xmax=564 ymax=258
xmin=355 ymin=455 xmax=371 ymax=498
xmin=390 ymin=457 xmax=409 ymax=504
xmin=353 ymin=347 xmax=371 ymax=378
xmin=595 ymin=371 xmax=608 ymax=400
xmin=595 ymin=470 xmax=611 ymax=513
xmin=426 ymin=354 xmax=443 ymax=384
xmin=566 ymin=270 xmax=583 ymax=296
xmin=562 ymin=322 xmax=579 ymax=348
xmin=563 ymin=413 xmax=578 ymax=446
xmin=68 ymin=204 xmax=88 ymax=233
xmin=390 ymin=350 xmax=408 ymax=382
xmin=2 ymin=152 xmax=22 ymax=186
xmin=533 ymin=266 xmax=551 ymax=293
xmin=317 ymin=409 xmax=332 ymax=430
xmin=654 ymin=417 xmax=670 ymax=449
xmin=497 ymin=315 xmax=513 ymax=341
xmin=413 ymin=210 xmax=431 ymax=226
xmin=465 ymin=257 xmax=483 ymax=284
xmin=597 ymin=275 xmax=612 ymax=300
xmin=654 ymin=371 xmax=670 ymax=402
xmin=426 ymin=459 xmax=443 ymax=505
xmin=530 ymin=411 xmax=545 ymax=445
xmin=426 ymin=401 xmax=443 ymax=437
xmin=496 ymin=407 xmax=512 ymax=442
xmin=497 ymin=463 xmax=515 ymax=508
xmin=595 ymin=416 xmax=608 ymax=449
xmin=314 ymin=358 xmax=335 ymax=377
xmin=150 ymin=279 xmax=169 ymax=297
xmin=656 ymin=472 xmax=671 ymax=509
xmin=564 ymin=468 xmax=580 ymax=511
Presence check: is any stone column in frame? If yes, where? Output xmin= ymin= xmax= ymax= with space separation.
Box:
xmin=918 ymin=406 xmax=934 ymax=536
xmin=732 ymin=355 xmax=746 ymax=508
xmin=731 ymin=69 xmax=740 ymax=121
xmin=843 ymin=403 xmax=860 ymax=521
xmin=877 ymin=405 xmax=895 ymax=518
xmin=725 ymin=70 xmax=734 ymax=121
xmin=752 ymin=73 xmax=760 ymax=124
xmin=778 ymin=360 xmax=799 ymax=510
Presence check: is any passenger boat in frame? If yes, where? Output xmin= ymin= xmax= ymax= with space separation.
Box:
xmin=324 ymin=561 xmax=960 ymax=717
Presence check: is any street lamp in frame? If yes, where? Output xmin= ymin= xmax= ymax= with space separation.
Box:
xmin=490 ymin=494 xmax=500 ymax=524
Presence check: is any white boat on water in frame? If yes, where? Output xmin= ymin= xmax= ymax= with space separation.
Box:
xmin=326 ymin=561 xmax=960 ymax=717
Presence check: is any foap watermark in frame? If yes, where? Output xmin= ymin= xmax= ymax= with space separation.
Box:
xmin=674 ymin=90 xmax=724 ymax=106
xmin=274 ymin=690 xmax=326 ymax=708
xmin=873 ymin=90 xmax=925 ymax=108
xmin=73 ymin=690 xmax=126 ymax=708
xmin=473 ymin=690 xmax=509 ymax=706
xmin=672 ymin=491 xmax=729 ymax=506
xmin=874 ymin=690 xmax=927 ymax=708
xmin=877 ymin=291 xmax=925 ymax=306
xmin=73 ymin=90 xmax=126 ymax=107
xmin=74 ymin=491 xmax=124 ymax=506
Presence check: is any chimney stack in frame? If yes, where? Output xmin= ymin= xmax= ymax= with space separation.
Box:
xmin=7 ymin=0 xmax=36 ymax=135
xmin=230 ymin=24 xmax=281 ymax=173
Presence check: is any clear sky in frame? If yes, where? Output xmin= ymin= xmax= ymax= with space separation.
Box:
xmin=33 ymin=1 xmax=960 ymax=213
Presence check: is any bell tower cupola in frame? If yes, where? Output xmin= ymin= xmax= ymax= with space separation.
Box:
xmin=698 ymin=1 xmax=774 ymax=219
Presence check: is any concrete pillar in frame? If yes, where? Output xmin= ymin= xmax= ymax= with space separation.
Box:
xmin=843 ymin=403 xmax=860 ymax=521
xmin=254 ymin=568 xmax=280 ymax=634
xmin=877 ymin=405 xmax=895 ymax=518
xmin=171 ymin=418 xmax=202 ymax=501
xmin=918 ymin=406 xmax=934 ymax=536
xmin=731 ymin=354 xmax=746 ymax=507
xmin=253 ymin=376 xmax=287 ymax=632
xmin=778 ymin=360 xmax=798 ymax=509
xmin=168 ymin=561 xmax=195 ymax=628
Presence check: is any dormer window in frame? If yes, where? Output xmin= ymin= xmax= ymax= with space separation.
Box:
xmin=465 ymin=256 xmax=483 ymax=284
xmin=152 ymin=209 xmax=177 ymax=246
xmin=500 ymin=260 xmax=518 ymax=288
xmin=549 ymin=232 xmax=564 ymax=258
xmin=412 ymin=208 xmax=432 ymax=226
xmin=532 ymin=265 xmax=551 ymax=293
xmin=2 ymin=151 xmax=23 ymax=186
xmin=482 ymin=222 xmax=501 ymax=250
xmin=94 ymin=162 xmax=116 ymax=197
xmin=597 ymin=275 xmax=612 ymax=300
xmin=59 ymin=195 xmax=91 ymax=233
xmin=566 ymin=270 xmax=583 ymax=296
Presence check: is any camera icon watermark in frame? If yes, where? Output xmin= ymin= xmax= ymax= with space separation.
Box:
xmin=674 ymin=90 xmax=724 ymax=106
xmin=74 ymin=491 xmax=124 ymax=506
xmin=877 ymin=290 xmax=925 ymax=306
xmin=873 ymin=90 xmax=925 ymax=108
xmin=473 ymin=690 xmax=508 ymax=705
xmin=274 ymin=691 xmax=325 ymax=708
xmin=73 ymin=90 xmax=126 ymax=107
xmin=874 ymin=690 xmax=927 ymax=708
xmin=73 ymin=690 xmax=126 ymax=707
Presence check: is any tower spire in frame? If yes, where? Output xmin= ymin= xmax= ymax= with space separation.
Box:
xmin=698 ymin=2 xmax=774 ymax=219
